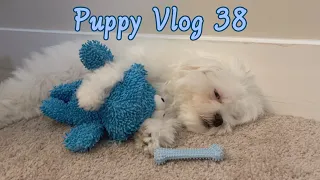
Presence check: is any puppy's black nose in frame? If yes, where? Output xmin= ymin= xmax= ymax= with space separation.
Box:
xmin=213 ymin=113 xmax=223 ymax=127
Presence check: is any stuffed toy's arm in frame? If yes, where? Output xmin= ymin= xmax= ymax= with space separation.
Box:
xmin=50 ymin=80 xmax=82 ymax=102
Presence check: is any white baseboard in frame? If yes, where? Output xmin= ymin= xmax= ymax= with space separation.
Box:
xmin=0 ymin=28 xmax=319 ymax=121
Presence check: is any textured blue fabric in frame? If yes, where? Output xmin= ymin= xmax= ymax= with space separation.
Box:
xmin=49 ymin=80 xmax=82 ymax=103
xmin=79 ymin=40 xmax=114 ymax=70
xmin=40 ymin=40 xmax=156 ymax=152
xmin=40 ymin=80 xmax=101 ymax=126
xmin=64 ymin=123 xmax=105 ymax=152
xmin=102 ymin=63 xmax=156 ymax=141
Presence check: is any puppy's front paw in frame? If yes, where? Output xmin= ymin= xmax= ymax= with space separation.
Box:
xmin=142 ymin=136 xmax=160 ymax=156
xmin=135 ymin=118 xmax=177 ymax=156
xmin=134 ymin=127 xmax=160 ymax=156
xmin=76 ymin=86 xmax=104 ymax=111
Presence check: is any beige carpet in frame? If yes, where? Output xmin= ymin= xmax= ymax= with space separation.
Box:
xmin=0 ymin=115 xmax=319 ymax=180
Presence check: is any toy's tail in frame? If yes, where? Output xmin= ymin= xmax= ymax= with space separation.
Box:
xmin=79 ymin=40 xmax=114 ymax=71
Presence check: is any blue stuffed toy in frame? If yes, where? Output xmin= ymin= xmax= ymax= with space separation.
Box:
xmin=40 ymin=40 xmax=156 ymax=152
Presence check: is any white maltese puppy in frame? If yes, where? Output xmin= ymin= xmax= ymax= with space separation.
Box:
xmin=0 ymin=38 xmax=269 ymax=155
xmin=75 ymin=39 xmax=269 ymax=154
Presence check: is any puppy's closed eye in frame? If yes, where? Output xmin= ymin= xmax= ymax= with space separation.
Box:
xmin=214 ymin=89 xmax=220 ymax=99
xmin=214 ymin=89 xmax=222 ymax=102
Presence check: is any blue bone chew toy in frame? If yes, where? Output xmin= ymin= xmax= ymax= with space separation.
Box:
xmin=154 ymin=144 xmax=224 ymax=165
xmin=40 ymin=40 xmax=156 ymax=152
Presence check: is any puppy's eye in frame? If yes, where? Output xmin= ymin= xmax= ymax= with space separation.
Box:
xmin=214 ymin=89 xmax=220 ymax=100
xmin=161 ymin=98 xmax=165 ymax=102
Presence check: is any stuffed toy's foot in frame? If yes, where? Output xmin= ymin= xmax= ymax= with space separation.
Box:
xmin=64 ymin=123 xmax=105 ymax=152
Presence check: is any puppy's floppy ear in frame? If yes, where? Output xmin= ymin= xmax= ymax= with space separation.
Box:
xmin=181 ymin=65 xmax=201 ymax=71
xmin=181 ymin=65 xmax=222 ymax=75
xmin=173 ymin=65 xmax=203 ymax=76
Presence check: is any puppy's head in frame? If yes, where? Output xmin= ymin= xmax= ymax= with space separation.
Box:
xmin=170 ymin=57 xmax=268 ymax=134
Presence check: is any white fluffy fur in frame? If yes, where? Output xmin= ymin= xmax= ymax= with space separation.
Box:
xmin=0 ymin=38 xmax=269 ymax=155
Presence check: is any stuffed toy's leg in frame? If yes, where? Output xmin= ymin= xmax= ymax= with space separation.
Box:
xmin=64 ymin=122 xmax=105 ymax=152
xmin=50 ymin=80 xmax=82 ymax=102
